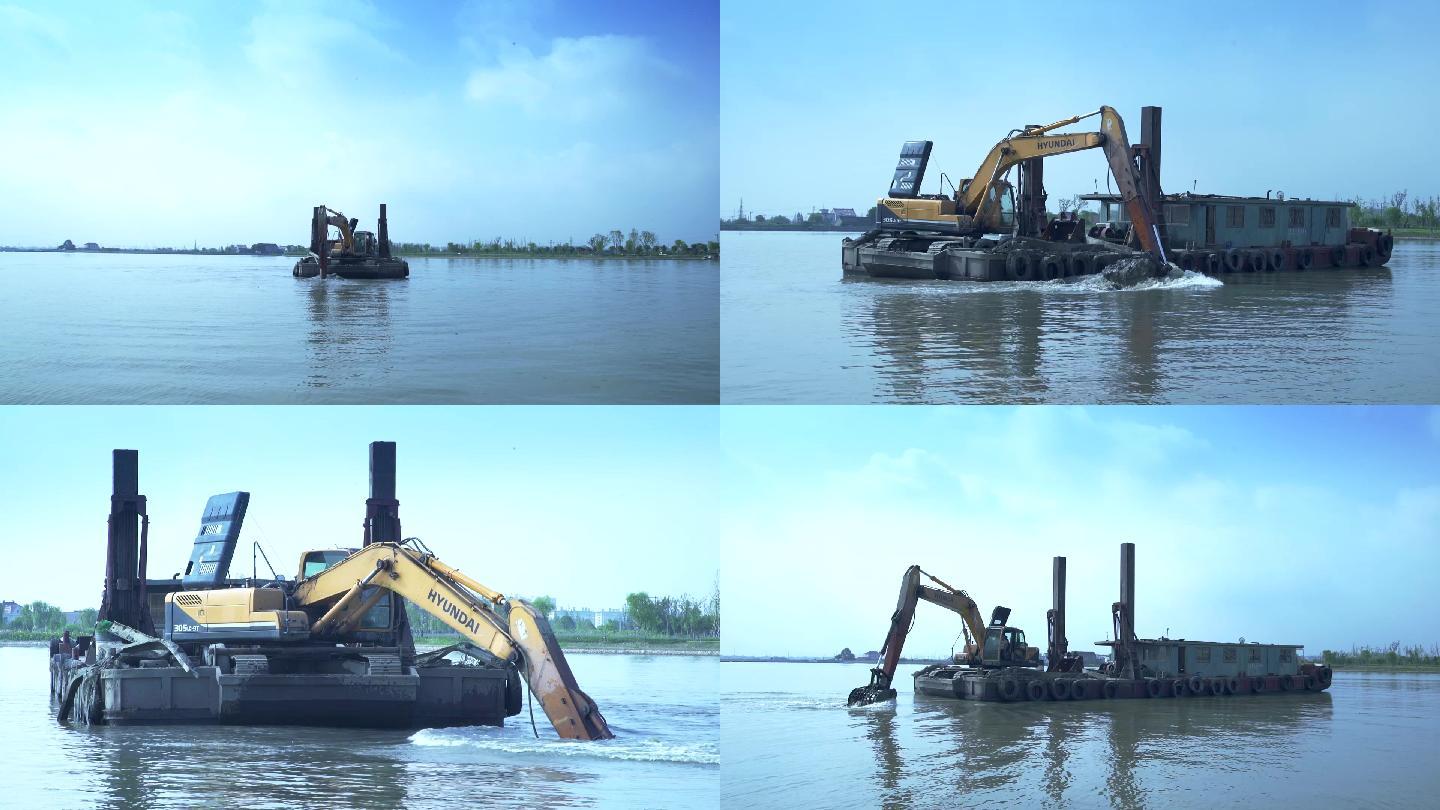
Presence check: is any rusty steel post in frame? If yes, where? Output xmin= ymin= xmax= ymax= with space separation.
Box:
xmin=1015 ymin=124 xmax=1046 ymax=238
xmin=363 ymin=441 xmax=400 ymax=546
xmin=378 ymin=203 xmax=390 ymax=259
xmin=1047 ymin=556 xmax=1067 ymax=672
xmin=100 ymin=450 xmax=153 ymax=635
xmin=1139 ymin=106 xmax=1164 ymax=228
xmin=313 ymin=206 xmax=330 ymax=279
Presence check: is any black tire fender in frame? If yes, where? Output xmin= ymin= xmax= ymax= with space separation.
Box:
xmin=1026 ymin=680 xmax=1047 ymax=701
xmin=999 ymin=676 xmax=1021 ymax=701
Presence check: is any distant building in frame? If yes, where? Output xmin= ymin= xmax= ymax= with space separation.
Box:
xmin=553 ymin=606 xmax=631 ymax=629
xmin=1 ymin=600 xmax=20 ymax=624
xmin=250 ymin=242 xmax=283 ymax=256
xmin=83 ymin=242 xmax=99 ymax=251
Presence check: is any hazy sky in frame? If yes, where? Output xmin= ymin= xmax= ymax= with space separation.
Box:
xmin=0 ymin=406 xmax=718 ymax=612
xmin=721 ymin=0 xmax=1440 ymax=219
xmin=722 ymin=406 xmax=1440 ymax=658
xmin=0 ymin=0 xmax=718 ymax=247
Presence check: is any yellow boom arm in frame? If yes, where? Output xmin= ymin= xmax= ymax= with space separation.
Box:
xmin=846 ymin=565 xmax=989 ymax=705
xmin=291 ymin=542 xmax=613 ymax=740
xmin=879 ymin=106 xmax=1165 ymax=258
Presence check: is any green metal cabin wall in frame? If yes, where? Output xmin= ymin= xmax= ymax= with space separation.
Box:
xmin=1110 ymin=199 xmax=1352 ymax=249
xmin=1136 ymin=641 xmax=1302 ymax=678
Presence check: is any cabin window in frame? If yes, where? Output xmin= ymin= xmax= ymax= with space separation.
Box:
xmin=1249 ymin=647 xmax=1261 ymax=662
xmin=1165 ymin=204 xmax=1191 ymax=225
xmin=1260 ymin=207 xmax=1275 ymax=228
xmin=1196 ymin=647 xmax=1212 ymax=663
xmin=1227 ymin=206 xmax=1245 ymax=227
xmin=1280 ymin=649 xmax=1293 ymax=663
xmin=1224 ymin=647 xmax=1237 ymax=663
xmin=1289 ymin=207 xmax=1306 ymax=227
xmin=1326 ymin=208 xmax=1342 ymax=227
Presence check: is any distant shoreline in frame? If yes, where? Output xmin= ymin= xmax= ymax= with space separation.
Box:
xmin=722 ymin=655 xmax=942 ymax=665
xmin=0 ymin=247 xmax=716 ymax=260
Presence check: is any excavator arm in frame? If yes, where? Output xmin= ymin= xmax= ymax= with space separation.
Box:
xmin=291 ymin=542 xmax=613 ymax=740
xmin=943 ymin=106 xmax=1167 ymax=259
xmin=846 ymin=565 xmax=988 ymax=706
xmin=321 ymin=207 xmax=356 ymax=254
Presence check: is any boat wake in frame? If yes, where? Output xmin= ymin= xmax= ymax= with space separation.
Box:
xmin=409 ymin=726 xmax=719 ymax=765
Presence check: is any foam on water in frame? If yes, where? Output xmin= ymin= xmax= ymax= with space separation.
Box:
xmin=409 ymin=726 xmax=719 ymax=765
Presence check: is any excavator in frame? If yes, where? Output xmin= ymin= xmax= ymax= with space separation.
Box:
xmin=874 ymin=106 xmax=1165 ymax=259
xmin=846 ymin=565 xmax=1038 ymax=707
xmin=843 ymin=106 xmax=1172 ymax=282
xmin=162 ymin=538 xmax=613 ymax=740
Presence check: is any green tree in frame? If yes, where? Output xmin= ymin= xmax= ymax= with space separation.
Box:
xmin=531 ymin=595 xmax=556 ymax=619
xmin=588 ymin=233 xmax=608 ymax=253
xmin=556 ymin=614 xmax=577 ymax=631
xmin=608 ymin=230 xmax=624 ymax=250
xmin=671 ymin=239 xmax=689 ymax=254
xmin=640 ymin=230 xmax=656 ymax=252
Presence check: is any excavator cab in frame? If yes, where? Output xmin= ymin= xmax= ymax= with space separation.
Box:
xmin=297 ymin=548 xmax=393 ymax=632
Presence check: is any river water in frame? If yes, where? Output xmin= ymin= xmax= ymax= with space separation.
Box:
xmin=3 ymin=646 xmax=717 ymax=809
xmin=721 ymin=661 xmax=1440 ymax=808
xmin=0 ymin=252 xmax=718 ymax=404
xmin=721 ymin=231 xmax=1440 ymax=404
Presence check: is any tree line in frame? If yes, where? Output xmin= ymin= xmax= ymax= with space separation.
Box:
xmin=1321 ymin=643 xmax=1440 ymax=668
xmin=391 ymin=229 xmax=718 ymax=257
xmin=403 ymin=584 xmax=720 ymax=639
xmin=1 ymin=601 xmax=97 ymax=634
xmin=1349 ymin=191 xmax=1440 ymax=231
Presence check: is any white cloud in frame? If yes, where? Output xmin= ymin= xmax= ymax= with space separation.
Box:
xmin=466 ymin=35 xmax=677 ymax=121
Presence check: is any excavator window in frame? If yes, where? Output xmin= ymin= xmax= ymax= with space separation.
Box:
xmin=300 ymin=550 xmax=352 ymax=579
xmin=998 ymin=185 xmax=1015 ymax=228
xmin=983 ymin=628 xmax=1002 ymax=661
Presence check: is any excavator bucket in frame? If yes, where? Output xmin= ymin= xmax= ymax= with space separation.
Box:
xmin=847 ymin=680 xmax=897 ymax=707
xmin=509 ymin=601 xmax=614 ymax=740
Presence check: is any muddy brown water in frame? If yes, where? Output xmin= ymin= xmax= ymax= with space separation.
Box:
xmin=722 ymin=661 xmax=1440 ymax=808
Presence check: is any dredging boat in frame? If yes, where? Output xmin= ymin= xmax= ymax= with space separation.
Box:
xmin=848 ymin=543 xmax=1333 ymax=706
xmin=49 ymin=443 xmax=612 ymax=739
xmin=293 ymin=203 xmax=410 ymax=279
xmin=841 ymin=105 xmax=1392 ymax=282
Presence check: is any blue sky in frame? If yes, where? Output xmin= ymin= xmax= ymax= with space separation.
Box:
xmin=0 ymin=406 xmax=718 ymax=613
xmin=721 ymin=0 xmax=1440 ymax=219
xmin=0 ymin=0 xmax=717 ymax=247
xmin=722 ymin=406 xmax=1440 ymax=657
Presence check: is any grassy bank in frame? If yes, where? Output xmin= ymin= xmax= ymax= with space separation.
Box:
xmin=1322 ymin=646 xmax=1440 ymax=670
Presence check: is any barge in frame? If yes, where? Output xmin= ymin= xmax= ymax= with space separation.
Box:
xmin=850 ymin=543 xmax=1332 ymax=706
xmin=50 ymin=444 xmax=612 ymax=740
xmin=293 ymin=203 xmax=409 ymax=279
xmin=842 ymin=105 xmax=1391 ymax=282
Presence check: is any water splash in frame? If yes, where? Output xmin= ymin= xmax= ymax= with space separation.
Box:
xmin=409 ymin=726 xmax=719 ymax=765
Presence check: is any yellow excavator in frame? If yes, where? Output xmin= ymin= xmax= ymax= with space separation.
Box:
xmin=874 ymin=106 xmax=1166 ymax=260
xmin=164 ymin=539 xmax=613 ymax=740
xmin=846 ymin=565 xmax=1038 ymax=706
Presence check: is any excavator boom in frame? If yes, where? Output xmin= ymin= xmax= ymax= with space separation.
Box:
xmin=846 ymin=565 xmax=988 ymax=706
xmin=879 ymin=106 xmax=1166 ymax=260
xmin=291 ymin=542 xmax=613 ymax=740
